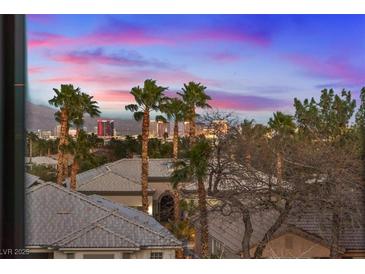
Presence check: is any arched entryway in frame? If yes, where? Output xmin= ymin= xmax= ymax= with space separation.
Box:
xmin=158 ymin=192 xmax=175 ymax=222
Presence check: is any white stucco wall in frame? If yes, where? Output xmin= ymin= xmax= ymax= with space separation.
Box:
xmin=51 ymin=249 xmax=176 ymax=259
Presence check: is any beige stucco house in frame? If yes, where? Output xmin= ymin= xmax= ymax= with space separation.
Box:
xmin=25 ymin=182 xmax=181 ymax=259
xmin=204 ymin=208 xmax=365 ymax=258
xmin=67 ymin=158 xmax=178 ymax=221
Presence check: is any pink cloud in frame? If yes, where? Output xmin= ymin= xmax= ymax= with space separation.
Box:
xmin=92 ymin=90 xmax=133 ymax=102
xmin=28 ymin=66 xmax=45 ymax=74
xmin=28 ymin=32 xmax=72 ymax=49
xmin=185 ymin=28 xmax=271 ymax=47
xmin=28 ymin=19 xmax=271 ymax=50
xmin=208 ymin=90 xmax=289 ymax=111
xmin=48 ymin=48 xmax=169 ymax=68
xmin=208 ymin=52 xmax=241 ymax=63
xmin=27 ymin=15 xmax=55 ymax=24
xmin=285 ymin=53 xmax=365 ymax=86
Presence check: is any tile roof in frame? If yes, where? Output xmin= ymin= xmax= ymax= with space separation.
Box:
xmin=25 ymin=182 xmax=181 ymax=250
xmin=67 ymin=158 xmax=173 ymax=192
xmin=25 ymin=156 xmax=58 ymax=166
xmin=25 ymin=173 xmax=44 ymax=188
xmin=207 ymin=202 xmax=365 ymax=256
xmin=89 ymin=195 xmax=173 ymax=237
xmin=78 ymin=171 xmax=152 ymax=193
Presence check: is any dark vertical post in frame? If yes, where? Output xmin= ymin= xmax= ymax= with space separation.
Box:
xmin=0 ymin=14 xmax=26 ymax=258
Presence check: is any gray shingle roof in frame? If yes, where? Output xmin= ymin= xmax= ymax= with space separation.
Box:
xmin=207 ymin=210 xmax=280 ymax=256
xmin=78 ymin=171 xmax=152 ymax=193
xmin=208 ymin=202 xmax=365 ymax=256
xmin=25 ymin=156 xmax=58 ymax=166
xmin=25 ymin=173 xmax=44 ymax=188
xmin=89 ymin=195 xmax=173 ymax=237
xmin=26 ymin=182 xmax=181 ymax=250
xmin=67 ymin=158 xmax=173 ymax=193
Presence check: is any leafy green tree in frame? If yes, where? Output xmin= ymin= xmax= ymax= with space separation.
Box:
xmin=293 ymin=88 xmax=359 ymax=258
xmin=294 ymin=88 xmax=356 ymax=139
xmin=171 ymin=137 xmax=211 ymax=258
xmin=178 ymin=82 xmax=211 ymax=145
xmin=355 ymin=87 xmax=365 ymax=176
xmin=125 ymin=79 xmax=167 ymax=213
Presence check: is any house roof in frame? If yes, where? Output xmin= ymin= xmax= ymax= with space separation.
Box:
xmin=207 ymin=201 xmax=365 ymax=256
xmin=25 ymin=156 xmax=58 ymax=166
xmin=25 ymin=173 xmax=44 ymax=188
xmin=77 ymin=171 xmax=154 ymax=193
xmin=67 ymin=158 xmax=173 ymax=193
xmin=89 ymin=195 xmax=173 ymax=237
xmin=25 ymin=182 xmax=181 ymax=250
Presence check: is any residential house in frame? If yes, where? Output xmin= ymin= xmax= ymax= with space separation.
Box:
xmin=67 ymin=158 xmax=177 ymax=221
xmin=204 ymin=207 xmax=365 ymax=258
xmin=25 ymin=182 xmax=182 ymax=258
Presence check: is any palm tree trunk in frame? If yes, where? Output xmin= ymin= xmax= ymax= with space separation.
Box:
xmin=70 ymin=128 xmax=81 ymax=191
xmin=189 ymin=108 xmax=196 ymax=146
xmin=57 ymin=109 xmax=68 ymax=185
xmin=172 ymin=119 xmax=181 ymax=234
xmin=173 ymin=119 xmax=179 ymax=160
xmin=141 ymin=109 xmax=150 ymax=213
xmin=198 ymin=177 xmax=209 ymax=258
xmin=70 ymin=158 xmax=79 ymax=191
xmin=254 ymin=201 xmax=291 ymax=258
xmin=241 ymin=209 xmax=253 ymax=258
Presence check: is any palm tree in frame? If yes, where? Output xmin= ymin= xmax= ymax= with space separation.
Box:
xmin=27 ymin=131 xmax=39 ymax=163
xmin=178 ymin=82 xmax=211 ymax=145
xmin=268 ymin=111 xmax=296 ymax=183
xmin=239 ymin=119 xmax=268 ymax=165
xmin=69 ymin=92 xmax=100 ymax=189
xmin=125 ymin=79 xmax=167 ymax=213
xmin=49 ymin=84 xmax=81 ymax=185
xmin=68 ymin=130 xmax=95 ymax=191
xmin=160 ymin=97 xmax=188 ymax=224
xmin=171 ymin=137 xmax=211 ymax=258
xmin=161 ymin=98 xmax=187 ymax=161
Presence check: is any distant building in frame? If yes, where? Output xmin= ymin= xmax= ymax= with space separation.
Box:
xmin=54 ymin=125 xmax=61 ymax=137
xmin=183 ymin=121 xmax=190 ymax=136
xmin=68 ymin=128 xmax=77 ymax=137
xmin=97 ymin=119 xmax=115 ymax=137
xmin=150 ymin=120 xmax=169 ymax=139
xmin=38 ymin=130 xmax=52 ymax=140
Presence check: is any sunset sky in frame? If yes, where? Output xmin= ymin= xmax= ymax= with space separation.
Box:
xmin=27 ymin=15 xmax=365 ymax=123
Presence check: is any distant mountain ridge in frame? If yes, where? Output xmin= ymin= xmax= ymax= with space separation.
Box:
xmin=26 ymin=101 xmax=141 ymax=136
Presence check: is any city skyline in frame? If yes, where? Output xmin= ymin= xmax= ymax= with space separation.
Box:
xmin=27 ymin=15 xmax=365 ymax=123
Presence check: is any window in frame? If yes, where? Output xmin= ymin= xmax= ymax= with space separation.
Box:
xmin=83 ymin=254 xmax=115 ymax=259
xmin=150 ymin=252 xmax=163 ymax=259
xmin=211 ymin=238 xmax=225 ymax=257
xmin=66 ymin=253 xmax=75 ymax=259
